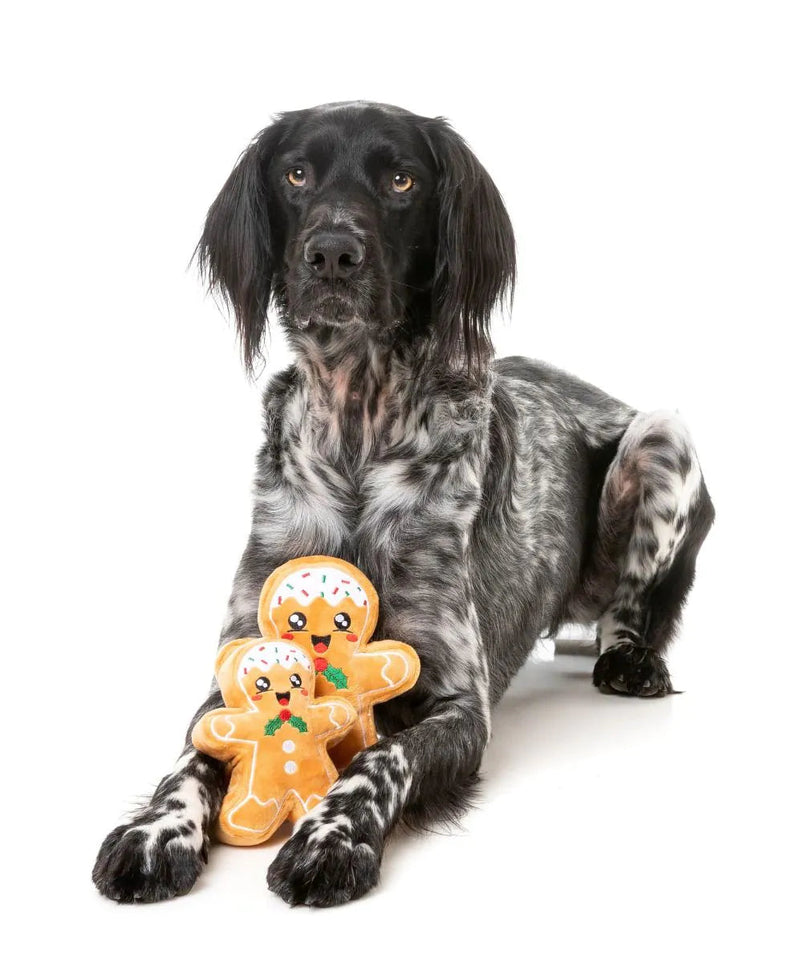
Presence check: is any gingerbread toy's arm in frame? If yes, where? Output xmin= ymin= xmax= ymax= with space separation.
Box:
xmin=191 ymin=707 xmax=253 ymax=757
xmin=351 ymin=641 xmax=421 ymax=702
xmin=308 ymin=698 xmax=358 ymax=744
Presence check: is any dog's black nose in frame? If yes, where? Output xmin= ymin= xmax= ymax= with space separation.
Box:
xmin=304 ymin=232 xmax=365 ymax=279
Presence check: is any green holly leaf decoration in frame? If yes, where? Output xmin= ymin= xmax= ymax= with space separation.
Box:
xmin=289 ymin=716 xmax=308 ymax=733
xmin=264 ymin=716 xmax=283 ymax=736
xmin=323 ymin=665 xmax=349 ymax=689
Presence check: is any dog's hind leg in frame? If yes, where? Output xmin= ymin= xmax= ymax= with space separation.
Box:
xmin=590 ymin=410 xmax=715 ymax=696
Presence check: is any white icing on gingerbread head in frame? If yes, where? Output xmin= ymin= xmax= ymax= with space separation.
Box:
xmin=266 ymin=563 xmax=372 ymax=617
xmin=236 ymin=641 xmax=312 ymax=680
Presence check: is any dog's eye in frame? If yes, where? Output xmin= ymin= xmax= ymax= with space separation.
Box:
xmin=288 ymin=612 xmax=307 ymax=630
xmin=255 ymin=676 xmax=271 ymax=692
xmin=391 ymin=171 xmax=414 ymax=193
xmin=289 ymin=673 xmax=303 ymax=688
xmin=333 ymin=612 xmax=351 ymax=630
xmin=286 ymin=166 xmax=307 ymax=187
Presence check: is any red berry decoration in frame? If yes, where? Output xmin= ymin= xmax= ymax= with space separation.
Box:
xmin=279 ymin=709 xmax=292 ymax=721
xmin=314 ymin=657 xmax=328 ymax=672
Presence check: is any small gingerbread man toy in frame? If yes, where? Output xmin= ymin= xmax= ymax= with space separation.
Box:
xmin=259 ymin=556 xmax=420 ymax=768
xmin=191 ymin=639 xmax=356 ymax=845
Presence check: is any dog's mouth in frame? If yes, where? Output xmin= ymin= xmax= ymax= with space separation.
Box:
xmin=282 ymin=252 xmax=393 ymax=331
xmin=299 ymin=291 xmax=361 ymax=328
xmin=311 ymin=634 xmax=331 ymax=652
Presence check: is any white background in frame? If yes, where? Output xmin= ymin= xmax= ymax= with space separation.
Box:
xmin=2 ymin=2 xmax=798 ymax=960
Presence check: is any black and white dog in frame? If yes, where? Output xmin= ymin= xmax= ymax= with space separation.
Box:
xmin=93 ymin=101 xmax=714 ymax=906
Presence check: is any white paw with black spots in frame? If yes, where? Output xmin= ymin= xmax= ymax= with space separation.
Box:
xmin=593 ymin=641 xmax=674 ymax=697
xmin=92 ymin=818 xmax=207 ymax=903
xmin=267 ymin=821 xmax=381 ymax=906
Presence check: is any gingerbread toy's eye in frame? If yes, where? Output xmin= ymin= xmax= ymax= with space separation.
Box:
xmin=289 ymin=673 xmax=302 ymax=688
xmin=255 ymin=676 xmax=271 ymax=692
xmin=288 ymin=612 xmax=307 ymax=630
xmin=333 ymin=612 xmax=351 ymax=631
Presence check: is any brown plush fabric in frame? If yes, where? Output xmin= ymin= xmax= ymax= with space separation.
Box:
xmin=192 ymin=637 xmax=356 ymax=845
xmin=193 ymin=556 xmax=420 ymax=844
xmin=259 ymin=556 xmax=420 ymax=768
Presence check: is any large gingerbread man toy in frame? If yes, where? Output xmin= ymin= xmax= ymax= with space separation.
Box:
xmin=259 ymin=556 xmax=420 ymax=769
xmin=191 ymin=639 xmax=356 ymax=845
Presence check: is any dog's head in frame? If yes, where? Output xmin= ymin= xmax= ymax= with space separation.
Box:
xmin=197 ymin=102 xmax=515 ymax=373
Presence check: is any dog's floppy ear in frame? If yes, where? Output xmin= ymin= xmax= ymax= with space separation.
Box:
xmin=196 ymin=119 xmax=286 ymax=373
xmin=422 ymin=119 xmax=516 ymax=373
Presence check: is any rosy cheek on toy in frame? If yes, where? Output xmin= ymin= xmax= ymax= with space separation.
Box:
xmin=346 ymin=633 xmax=358 ymax=642
xmin=252 ymin=694 xmax=262 ymax=701
xmin=301 ymin=688 xmax=308 ymax=696
xmin=281 ymin=632 xmax=294 ymax=640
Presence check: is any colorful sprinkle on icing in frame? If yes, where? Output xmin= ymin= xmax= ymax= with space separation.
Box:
xmin=237 ymin=642 xmax=312 ymax=677
xmin=268 ymin=563 xmax=372 ymax=618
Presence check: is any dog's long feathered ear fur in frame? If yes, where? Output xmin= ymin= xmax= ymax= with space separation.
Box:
xmin=423 ymin=119 xmax=516 ymax=374
xmin=195 ymin=120 xmax=285 ymax=373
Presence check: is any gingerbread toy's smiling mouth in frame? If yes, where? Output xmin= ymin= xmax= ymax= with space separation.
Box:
xmin=311 ymin=634 xmax=331 ymax=652
xmin=275 ymin=691 xmax=291 ymax=706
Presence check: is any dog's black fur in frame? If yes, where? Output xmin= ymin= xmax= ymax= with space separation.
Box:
xmin=93 ymin=102 xmax=714 ymax=906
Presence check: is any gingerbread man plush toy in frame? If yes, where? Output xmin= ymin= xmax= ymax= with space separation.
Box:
xmin=259 ymin=556 xmax=420 ymax=768
xmin=191 ymin=640 xmax=356 ymax=845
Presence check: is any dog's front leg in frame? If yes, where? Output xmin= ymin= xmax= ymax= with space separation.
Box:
xmin=267 ymin=686 xmax=489 ymax=906
xmin=267 ymin=554 xmax=492 ymax=907
xmin=266 ymin=429 xmax=494 ymax=906
xmin=92 ymin=533 xmax=285 ymax=902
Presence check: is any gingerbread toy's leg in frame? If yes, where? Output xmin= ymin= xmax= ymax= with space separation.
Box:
xmin=223 ymin=795 xmax=282 ymax=842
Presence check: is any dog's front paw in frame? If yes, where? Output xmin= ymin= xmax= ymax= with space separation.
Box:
xmin=267 ymin=815 xmax=381 ymax=907
xmin=593 ymin=641 xmax=674 ymax=697
xmin=92 ymin=817 xmax=207 ymax=903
